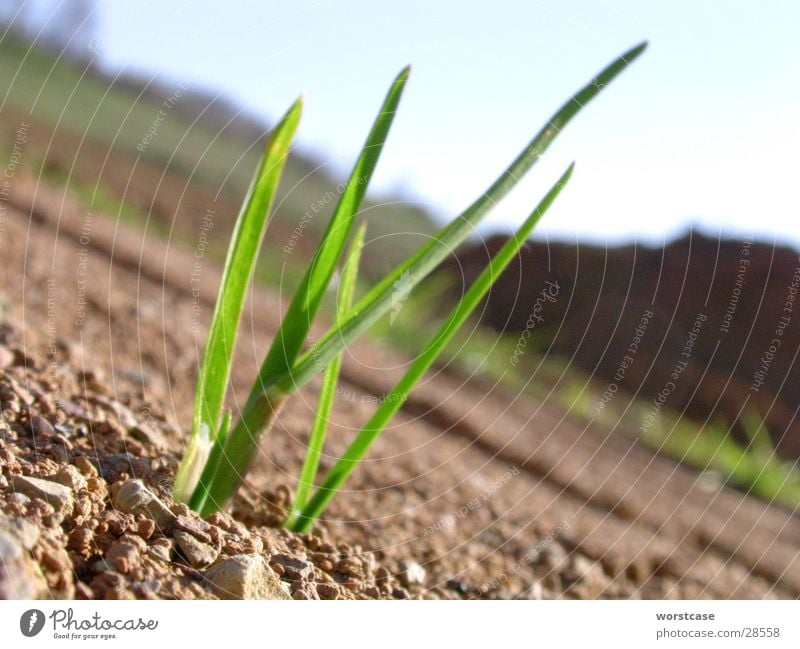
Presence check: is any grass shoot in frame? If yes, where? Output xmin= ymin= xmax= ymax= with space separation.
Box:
xmin=174 ymin=42 xmax=647 ymax=526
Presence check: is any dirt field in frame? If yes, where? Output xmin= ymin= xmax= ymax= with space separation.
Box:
xmin=2 ymin=169 xmax=799 ymax=599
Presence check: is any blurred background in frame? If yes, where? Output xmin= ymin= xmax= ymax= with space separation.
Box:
xmin=1 ymin=0 xmax=799 ymax=508
xmin=2 ymin=0 xmax=798 ymax=242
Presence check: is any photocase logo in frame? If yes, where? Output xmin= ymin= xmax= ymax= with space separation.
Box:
xmin=20 ymin=609 xmax=45 ymax=637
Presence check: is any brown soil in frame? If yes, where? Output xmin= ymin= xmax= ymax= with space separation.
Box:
xmin=1 ymin=170 xmax=799 ymax=599
xmin=444 ymin=233 xmax=800 ymax=459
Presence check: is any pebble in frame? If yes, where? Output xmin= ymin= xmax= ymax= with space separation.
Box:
xmin=0 ymin=513 xmax=39 ymax=549
xmin=91 ymin=559 xmax=115 ymax=573
xmin=568 ymin=555 xmax=611 ymax=598
xmin=134 ymin=518 xmax=156 ymax=540
xmin=0 ymin=346 xmax=13 ymax=368
xmin=73 ymin=456 xmax=99 ymax=478
xmin=535 ymin=541 xmax=569 ymax=572
xmin=270 ymin=553 xmax=313 ymax=581
xmin=204 ymin=554 xmax=289 ymax=600
xmin=399 ymin=560 xmax=426 ymax=586
xmin=7 ymin=492 xmax=30 ymax=506
xmin=12 ymin=475 xmax=74 ymax=515
xmin=174 ymin=515 xmax=214 ymax=545
xmin=174 ymin=530 xmax=218 ymax=568
xmin=106 ymin=541 xmax=140 ymax=573
xmin=0 ymin=530 xmax=47 ymax=598
xmin=52 ymin=464 xmax=88 ymax=492
xmin=113 ymin=479 xmax=176 ymax=530
xmin=527 ymin=581 xmax=544 ymax=599
xmin=67 ymin=528 xmax=94 ymax=555
xmin=146 ymin=538 xmax=173 ymax=562
xmin=30 ymin=415 xmax=55 ymax=437
xmin=129 ymin=424 xmax=168 ymax=450
xmin=316 ymin=582 xmax=342 ymax=599
xmin=392 ymin=586 xmax=410 ymax=599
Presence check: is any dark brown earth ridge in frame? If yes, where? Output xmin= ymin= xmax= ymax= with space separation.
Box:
xmin=444 ymin=232 xmax=800 ymax=459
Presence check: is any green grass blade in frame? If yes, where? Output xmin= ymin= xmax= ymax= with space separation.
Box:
xmin=189 ymin=68 xmax=408 ymax=513
xmin=172 ymin=97 xmax=302 ymax=503
xmin=191 ymin=42 xmax=646 ymax=514
xmin=741 ymin=409 xmax=775 ymax=460
xmin=251 ymin=66 xmax=409 ymax=395
xmin=294 ymin=164 xmax=574 ymax=530
xmin=285 ymin=222 xmax=366 ymax=530
xmin=276 ymin=42 xmax=646 ymax=395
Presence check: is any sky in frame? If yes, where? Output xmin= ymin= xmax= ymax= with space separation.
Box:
xmin=90 ymin=1 xmax=799 ymax=245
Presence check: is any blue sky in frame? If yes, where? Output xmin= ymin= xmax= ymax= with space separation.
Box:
xmin=95 ymin=0 xmax=798 ymax=245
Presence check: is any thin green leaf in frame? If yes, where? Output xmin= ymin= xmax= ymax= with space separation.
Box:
xmin=172 ymin=97 xmax=302 ymax=503
xmin=191 ymin=42 xmax=646 ymax=514
xmin=742 ymin=410 xmax=775 ymax=460
xmin=294 ymin=164 xmax=574 ymax=530
xmin=191 ymin=67 xmax=409 ymax=512
xmin=276 ymin=41 xmax=647 ymax=395
xmin=286 ymin=222 xmax=366 ymax=530
xmin=195 ymin=387 xmax=286 ymax=516
xmin=251 ymin=66 xmax=409 ymax=397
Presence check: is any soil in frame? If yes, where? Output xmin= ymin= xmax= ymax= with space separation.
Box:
xmin=444 ymin=233 xmax=800 ymax=459
xmin=1 ymin=164 xmax=799 ymax=599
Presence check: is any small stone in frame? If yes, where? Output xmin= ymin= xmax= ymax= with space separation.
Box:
xmin=119 ymin=533 xmax=147 ymax=552
xmin=129 ymin=424 xmax=169 ymax=450
xmin=91 ymin=559 xmax=115 ymax=573
xmin=146 ymin=538 xmax=173 ymax=562
xmin=113 ymin=480 xmax=176 ymax=530
xmin=399 ymin=560 xmax=426 ymax=586
xmin=106 ymin=541 xmax=140 ymax=574
xmin=54 ymin=423 xmax=76 ymax=436
xmin=30 ymin=415 xmax=55 ymax=437
xmin=7 ymin=492 xmax=30 ymax=507
xmin=0 ymin=346 xmax=13 ymax=368
xmin=316 ymin=582 xmax=342 ymax=600
xmin=204 ymin=555 xmax=289 ymax=600
xmin=0 ymin=531 xmax=47 ymax=598
xmin=75 ymin=582 xmax=94 ymax=599
xmin=85 ymin=477 xmax=107 ymax=498
xmin=67 ymin=528 xmax=94 ymax=554
xmin=0 ymin=532 xmax=23 ymax=563
xmin=335 ymin=557 xmax=363 ymax=577
xmin=0 ymin=514 xmax=39 ymax=549
xmin=52 ymin=464 xmax=88 ymax=492
xmin=392 ymin=586 xmax=410 ymax=599
xmin=12 ymin=475 xmax=74 ymax=515
xmin=568 ymin=555 xmax=611 ymax=598
xmin=50 ymin=445 xmax=70 ymax=463
xmin=174 ymin=530 xmax=218 ymax=568
xmin=270 ymin=553 xmax=313 ymax=581
xmin=135 ymin=518 xmax=156 ymax=540
xmin=535 ymin=541 xmax=569 ymax=571
xmin=174 ymin=515 xmax=214 ymax=545
xmin=73 ymin=456 xmax=99 ymax=478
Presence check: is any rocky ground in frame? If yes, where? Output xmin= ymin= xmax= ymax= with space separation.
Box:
xmin=0 ymin=324 xmax=418 ymax=599
xmin=1 ymin=164 xmax=798 ymax=600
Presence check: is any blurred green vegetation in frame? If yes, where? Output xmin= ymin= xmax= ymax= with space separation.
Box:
xmin=0 ymin=33 xmax=438 ymax=272
xmin=377 ymin=278 xmax=800 ymax=510
xmin=559 ymin=375 xmax=800 ymax=509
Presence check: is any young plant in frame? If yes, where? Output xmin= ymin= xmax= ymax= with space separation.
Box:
xmin=174 ymin=42 xmax=647 ymax=524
